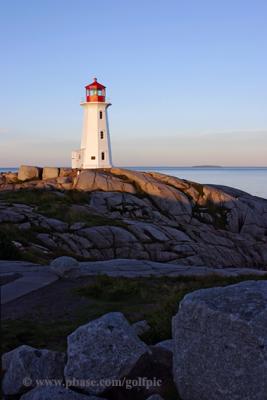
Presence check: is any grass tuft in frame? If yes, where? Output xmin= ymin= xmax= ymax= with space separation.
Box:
xmin=2 ymin=274 xmax=266 ymax=356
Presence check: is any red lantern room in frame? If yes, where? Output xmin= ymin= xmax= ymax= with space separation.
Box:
xmin=85 ymin=78 xmax=106 ymax=102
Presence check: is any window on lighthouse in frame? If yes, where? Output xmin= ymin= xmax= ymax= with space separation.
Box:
xmin=100 ymin=131 xmax=104 ymax=139
xmin=101 ymin=152 xmax=105 ymax=160
xmin=99 ymin=111 xmax=103 ymax=119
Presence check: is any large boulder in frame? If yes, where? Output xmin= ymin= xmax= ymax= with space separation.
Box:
xmin=64 ymin=312 xmax=150 ymax=394
xmin=18 ymin=165 xmax=42 ymax=181
xmin=74 ymin=170 xmax=136 ymax=194
xmin=20 ymin=386 xmax=104 ymax=400
xmin=172 ymin=280 xmax=267 ymax=400
xmin=50 ymin=256 xmax=80 ymax=278
xmin=2 ymin=344 xmax=33 ymax=371
xmin=2 ymin=345 xmax=66 ymax=396
xmin=42 ymin=167 xmax=59 ymax=180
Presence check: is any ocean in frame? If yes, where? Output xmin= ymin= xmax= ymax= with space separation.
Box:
xmin=1 ymin=167 xmax=266 ymax=199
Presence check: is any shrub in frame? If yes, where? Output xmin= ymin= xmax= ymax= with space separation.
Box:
xmin=76 ymin=275 xmax=143 ymax=301
xmin=0 ymin=230 xmax=20 ymax=259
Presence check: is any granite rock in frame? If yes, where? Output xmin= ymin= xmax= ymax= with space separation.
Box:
xmin=172 ymin=280 xmax=267 ymax=400
xmin=1 ymin=167 xmax=267 ymax=269
xmin=18 ymin=165 xmax=42 ymax=181
xmin=2 ymin=345 xmax=66 ymax=395
xmin=50 ymin=256 xmax=80 ymax=278
xmin=42 ymin=167 xmax=59 ymax=180
xmin=64 ymin=312 xmax=150 ymax=394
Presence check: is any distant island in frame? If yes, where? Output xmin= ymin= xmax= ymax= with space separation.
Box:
xmin=191 ymin=165 xmax=223 ymax=168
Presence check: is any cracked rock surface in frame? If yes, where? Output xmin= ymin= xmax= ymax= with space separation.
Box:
xmin=172 ymin=280 xmax=267 ymax=400
xmin=0 ymin=167 xmax=267 ymax=269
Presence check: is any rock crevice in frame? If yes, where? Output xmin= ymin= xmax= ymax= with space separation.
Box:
xmin=0 ymin=167 xmax=266 ymax=269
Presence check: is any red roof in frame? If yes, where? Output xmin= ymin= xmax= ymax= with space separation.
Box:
xmin=85 ymin=78 xmax=106 ymax=90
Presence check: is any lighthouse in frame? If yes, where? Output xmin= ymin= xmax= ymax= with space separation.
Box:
xmin=72 ymin=78 xmax=113 ymax=169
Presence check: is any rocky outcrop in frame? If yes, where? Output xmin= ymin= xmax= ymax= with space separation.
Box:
xmin=2 ymin=281 xmax=266 ymax=400
xmin=172 ymin=280 xmax=267 ymax=400
xmin=3 ymin=172 xmax=18 ymax=183
xmin=42 ymin=167 xmax=59 ymax=180
xmin=1 ymin=312 xmax=174 ymax=399
xmin=1 ymin=311 xmax=176 ymax=400
xmin=111 ymin=169 xmax=192 ymax=223
xmin=2 ymin=345 xmax=66 ymax=396
xmin=74 ymin=169 xmax=136 ymax=194
xmin=64 ymin=312 xmax=150 ymax=394
xmin=0 ymin=167 xmax=267 ymax=269
xmin=18 ymin=165 xmax=42 ymax=181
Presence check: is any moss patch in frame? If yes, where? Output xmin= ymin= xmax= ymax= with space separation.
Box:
xmin=0 ymin=189 xmax=90 ymax=206
xmin=75 ymin=274 xmax=267 ymax=344
xmin=0 ymin=189 xmax=127 ymax=228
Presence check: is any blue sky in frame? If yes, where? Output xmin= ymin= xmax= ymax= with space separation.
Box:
xmin=0 ymin=0 xmax=267 ymax=166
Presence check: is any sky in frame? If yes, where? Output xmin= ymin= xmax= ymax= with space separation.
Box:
xmin=0 ymin=0 xmax=267 ymax=167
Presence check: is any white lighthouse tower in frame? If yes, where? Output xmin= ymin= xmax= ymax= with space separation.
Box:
xmin=72 ymin=78 xmax=113 ymax=169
